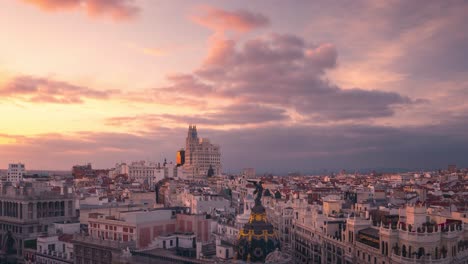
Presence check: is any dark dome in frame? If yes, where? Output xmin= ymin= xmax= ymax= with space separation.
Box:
xmin=237 ymin=203 xmax=280 ymax=262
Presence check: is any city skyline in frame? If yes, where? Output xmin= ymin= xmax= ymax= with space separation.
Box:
xmin=1 ymin=0 xmax=468 ymax=173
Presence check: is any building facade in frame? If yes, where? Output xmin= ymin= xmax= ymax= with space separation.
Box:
xmin=7 ymin=163 xmax=26 ymax=182
xmin=184 ymin=125 xmax=221 ymax=179
xmin=0 ymin=182 xmax=77 ymax=263
xmin=291 ymin=200 xmax=468 ymax=264
xmin=110 ymin=161 xmax=178 ymax=186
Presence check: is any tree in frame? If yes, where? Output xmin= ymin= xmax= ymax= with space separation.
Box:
xmin=207 ymin=165 xmax=214 ymax=177
xmin=223 ymin=188 xmax=232 ymax=197
xmin=274 ymin=191 xmax=282 ymax=199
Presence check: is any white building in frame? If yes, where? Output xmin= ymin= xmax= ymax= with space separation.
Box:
xmin=184 ymin=125 xmax=221 ymax=178
xmin=147 ymin=233 xmax=196 ymax=250
xmin=182 ymin=192 xmax=230 ymax=215
xmin=291 ymin=199 xmax=468 ymax=264
xmin=110 ymin=161 xmax=177 ymax=187
xmin=7 ymin=163 xmax=25 ymax=182
xmin=34 ymin=222 xmax=80 ymax=264
xmin=36 ymin=235 xmax=74 ymax=264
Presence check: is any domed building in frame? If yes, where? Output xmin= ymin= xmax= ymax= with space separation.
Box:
xmin=237 ymin=181 xmax=280 ymax=262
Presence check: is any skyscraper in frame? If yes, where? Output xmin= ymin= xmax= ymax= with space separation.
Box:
xmin=184 ymin=125 xmax=221 ymax=178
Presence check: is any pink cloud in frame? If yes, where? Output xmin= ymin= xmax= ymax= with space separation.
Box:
xmin=0 ymin=75 xmax=118 ymax=104
xmin=21 ymin=0 xmax=140 ymax=21
xmin=192 ymin=6 xmax=269 ymax=34
xmin=204 ymin=38 xmax=236 ymax=65
xmin=305 ymin=43 xmax=338 ymax=69
xmin=163 ymin=33 xmax=412 ymax=121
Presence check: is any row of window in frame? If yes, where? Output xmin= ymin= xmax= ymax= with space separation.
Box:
xmin=90 ymin=229 xmax=134 ymax=242
xmin=90 ymin=223 xmax=134 ymax=233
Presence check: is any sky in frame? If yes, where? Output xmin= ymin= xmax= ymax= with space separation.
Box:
xmin=1 ymin=0 xmax=468 ymax=173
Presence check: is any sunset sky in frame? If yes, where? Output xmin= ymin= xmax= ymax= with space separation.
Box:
xmin=1 ymin=0 xmax=468 ymax=173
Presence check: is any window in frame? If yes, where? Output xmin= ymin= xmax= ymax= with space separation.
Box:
xmin=48 ymin=244 xmax=55 ymax=252
xmin=68 ymin=201 xmax=73 ymax=216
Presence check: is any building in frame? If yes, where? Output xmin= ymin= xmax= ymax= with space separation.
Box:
xmin=72 ymin=234 xmax=132 ymax=264
xmin=177 ymin=149 xmax=185 ymax=166
xmin=291 ymin=198 xmax=468 ymax=264
xmin=72 ymin=164 xmax=93 ymax=179
xmin=86 ymin=207 xmax=211 ymax=249
xmin=35 ymin=234 xmax=74 ymax=264
xmin=34 ymin=222 xmax=79 ymax=264
xmin=237 ymin=183 xmax=280 ymax=262
xmin=242 ymin=168 xmax=256 ymax=178
xmin=264 ymin=196 xmax=294 ymax=250
xmin=448 ymin=164 xmax=457 ymax=173
xmin=110 ymin=161 xmax=178 ymax=187
xmin=182 ymin=192 xmax=230 ymax=215
xmin=184 ymin=125 xmax=221 ymax=179
xmin=74 ymin=206 xmax=212 ymax=264
xmin=0 ymin=182 xmax=77 ymax=263
xmin=7 ymin=163 xmax=26 ymax=182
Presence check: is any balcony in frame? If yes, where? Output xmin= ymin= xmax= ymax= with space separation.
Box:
xmin=36 ymin=250 xmax=73 ymax=264
xmin=72 ymin=234 xmax=136 ymax=250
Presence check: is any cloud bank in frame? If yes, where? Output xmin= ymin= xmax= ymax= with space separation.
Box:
xmin=0 ymin=76 xmax=117 ymax=104
xmin=21 ymin=0 xmax=140 ymax=21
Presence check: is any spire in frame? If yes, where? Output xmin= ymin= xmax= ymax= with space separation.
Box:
xmin=191 ymin=124 xmax=198 ymax=138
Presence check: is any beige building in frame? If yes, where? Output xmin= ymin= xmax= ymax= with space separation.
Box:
xmin=184 ymin=125 xmax=221 ymax=179
xmin=292 ymin=199 xmax=468 ymax=264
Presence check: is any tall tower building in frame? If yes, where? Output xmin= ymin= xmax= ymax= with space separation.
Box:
xmin=183 ymin=125 xmax=221 ymax=178
xmin=185 ymin=125 xmax=199 ymax=167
